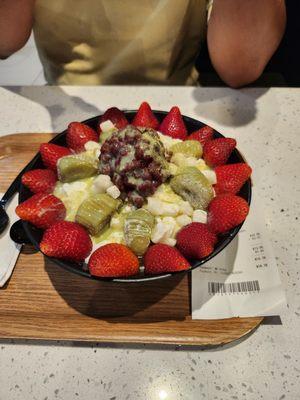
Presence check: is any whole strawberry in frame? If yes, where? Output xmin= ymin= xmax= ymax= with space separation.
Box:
xmin=208 ymin=194 xmax=249 ymax=234
xmin=98 ymin=107 xmax=128 ymax=134
xmin=203 ymin=138 xmax=236 ymax=168
xmin=67 ymin=122 xmax=98 ymax=152
xmin=159 ymin=106 xmax=188 ymax=140
xmin=132 ymin=102 xmax=159 ymax=129
xmin=16 ymin=193 xmax=66 ymax=229
xmin=40 ymin=143 xmax=71 ymax=171
xmin=176 ymin=223 xmax=217 ymax=259
xmin=40 ymin=221 xmax=92 ymax=261
xmin=21 ymin=169 xmax=57 ymax=194
xmin=214 ymin=163 xmax=252 ymax=195
xmin=88 ymin=243 xmax=139 ymax=278
xmin=144 ymin=244 xmax=190 ymax=274
xmin=188 ymin=125 xmax=214 ymax=146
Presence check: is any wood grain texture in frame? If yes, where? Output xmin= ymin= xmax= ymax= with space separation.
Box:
xmin=0 ymin=133 xmax=263 ymax=346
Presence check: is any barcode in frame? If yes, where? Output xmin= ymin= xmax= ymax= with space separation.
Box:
xmin=208 ymin=280 xmax=260 ymax=294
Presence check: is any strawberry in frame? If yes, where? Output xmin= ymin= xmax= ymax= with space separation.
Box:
xmin=203 ymin=138 xmax=236 ymax=168
xmin=98 ymin=107 xmax=128 ymax=133
xmin=132 ymin=102 xmax=159 ymax=129
xmin=21 ymin=169 xmax=57 ymax=194
xmin=40 ymin=221 xmax=92 ymax=261
xmin=158 ymin=106 xmax=188 ymax=140
xmin=66 ymin=122 xmax=98 ymax=152
xmin=40 ymin=143 xmax=71 ymax=171
xmin=176 ymin=223 xmax=217 ymax=259
xmin=188 ymin=125 xmax=214 ymax=146
xmin=207 ymin=194 xmax=249 ymax=234
xmin=16 ymin=193 xmax=66 ymax=229
xmin=144 ymin=244 xmax=190 ymax=274
xmin=214 ymin=163 xmax=252 ymax=195
xmin=88 ymin=243 xmax=139 ymax=278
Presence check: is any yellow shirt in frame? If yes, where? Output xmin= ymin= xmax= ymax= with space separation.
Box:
xmin=34 ymin=0 xmax=208 ymax=85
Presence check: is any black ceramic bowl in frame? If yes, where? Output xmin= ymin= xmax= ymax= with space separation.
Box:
xmin=18 ymin=111 xmax=251 ymax=282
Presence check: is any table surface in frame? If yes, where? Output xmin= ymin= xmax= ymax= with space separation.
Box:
xmin=0 ymin=86 xmax=299 ymax=400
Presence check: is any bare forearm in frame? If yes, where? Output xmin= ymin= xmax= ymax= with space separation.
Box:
xmin=207 ymin=0 xmax=286 ymax=87
xmin=0 ymin=0 xmax=35 ymax=58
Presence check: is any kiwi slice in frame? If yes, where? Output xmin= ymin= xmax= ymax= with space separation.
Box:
xmin=57 ymin=154 xmax=99 ymax=183
xmin=170 ymin=140 xmax=202 ymax=158
xmin=124 ymin=209 xmax=155 ymax=255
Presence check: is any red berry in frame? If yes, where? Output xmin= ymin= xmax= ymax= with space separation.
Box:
xmin=214 ymin=163 xmax=252 ymax=195
xmin=16 ymin=193 xmax=66 ymax=229
xmin=40 ymin=143 xmax=71 ymax=171
xmin=66 ymin=122 xmax=98 ymax=152
xmin=176 ymin=223 xmax=217 ymax=259
xmin=132 ymin=102 xmax=159 ymax=129
xmin=188 ymin=125 xmax=214 ymax=146
xmin=40 ymin=221 xmax=92 ymax=262
xmin=88 ymin=244 xmax=139 ymax=278
xmin=144 ymin=244 xmax=190 ymax=274
xmin=159 ymin=106 xmax=188 ymax=140
xmin=208 ymin=194 xmax=249 ymax=234
xmin=21 ymin=169 xmax=57 ymax=194
xmin=203 ymin=138 xmax=236 ymax=167
xmin=97 ymin=107 xmax=128 ymax=134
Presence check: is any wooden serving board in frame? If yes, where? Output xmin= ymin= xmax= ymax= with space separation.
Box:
xmin=0 ymin=133 xmax=263 ymax=346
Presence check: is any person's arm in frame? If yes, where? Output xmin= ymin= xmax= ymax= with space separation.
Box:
xmin=0 ymin=0 xmax=35 ymax=59
xmin=207 ymin=0 xmax=286 ymax=88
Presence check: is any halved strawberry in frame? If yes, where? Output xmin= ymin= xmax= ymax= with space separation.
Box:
xmin=132 ymin=102 xmax=159 ymax=129
xmin=203 ymin=138 xmax=236 ymax=168
xmin=207 ymin=194 xmax=249 ymax=234
xmin=16 ymin=193 xmax=66 ymax=229
xmin=214 ymin=163 xmax=252 ymax=195
xmin=21 ymin=169 xmax=57 ymax=194
xmin=188 ymin=125 xmax=214 ymax=146
xmin=158 ymin=106 xmax=188 ymax=140
xmin=40 ymin=221 xmax=92 ymax=261
xmin=97 ymin=107 xmax=128 ymax=134
xmin=66 ymin=122 xmax=98 ymax=152
xmin=40 ymin=143 xmax=72 ymax=171
xmin=144 ymin=244 xmax=190 ymax=274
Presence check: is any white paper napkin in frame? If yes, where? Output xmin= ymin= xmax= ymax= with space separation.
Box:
xmin=0 ymin=193 xmax=22 ymax=287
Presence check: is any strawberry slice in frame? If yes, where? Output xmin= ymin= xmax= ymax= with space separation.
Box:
xmin=66 ymin=122 xmax=98 ymax=152
xmin=144 ymin=243 xmax=190 ymax=274
xmin=132 ymin=102 xmax=159 ymax=129
xmin=203 ymin=138 xmax=236 ymax=168
xmin=214 ymin=163 xmax=252 ymax=195
xmin=97 ymin=107 xmax=128 ymax=134
xmin=188 ymin=125 xmax=214 ymax=146
xmin=88 ymin=243 xmax=139 ymax=277
xmin=40 ymin=143 xmax=72 ymax=171
xmin=207 ymin=194 xmax=249 ymax=234
xmin=21 ymin=169 xmax=57 ymax=194
xmin=40 ymin=221 xmax=92 ymax=261
xmin=158 ymin=106 xmax=188 ymax=140
xmin=16 ymin=193 xmax=66 ymax=229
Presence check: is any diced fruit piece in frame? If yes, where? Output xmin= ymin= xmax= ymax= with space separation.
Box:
xmin=132 ymin=102 xmax=159 ymax=129
xmin=16 ymin=193 xmax=66 ymax=229
xmin=192 ymin=209 xmax=207 ymax=223
xmin=170 ymin=140 xmax=202 ymax=158
xmin=75 ymin=193 xmax=121 ymax=236
xmin=66 ymin=122 xmax=98 ymax=153
xmin=99 ymin=130 xmax=114 ymax=144
xmin=124 ymin=209 xmax=155 ymax=255
xmin=57 ymin=153 xmax=99 ymax=183
xmin=100 ymin=120 xmax=116 ymax=132
xmin=170 ymin=167 xmax=214 ymax=210
xmin=40 ymin=221 xmax=92 ymax=261
xmin=214 ymin=163 xmax=252 ymax=194
xmin=97 ymin=107 xmax=128 ymax=134
xmin=144 ymin=243 xmax=190 ymax=274
xmin=207 ymin=194 xmax=249 ymax=234
xmin=40 ymin=143 xmax=72 ymax=171
xmin=188 ymin=125 xmax=214 ymax=146
xmin=21 ymin=169 xmax=57 ymax=194
xmin=159 ymin=106 xmax=188 ymax=140
xmin=176 ymin=222 xmax=217 ymax=259
xmin=203 ymin=138 xmax=236 ymax=168
xmin=88 ymin=243 xmax=139 ymax=278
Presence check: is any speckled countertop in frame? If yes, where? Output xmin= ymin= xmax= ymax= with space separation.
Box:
xmin=0 ymin=86 xmax=299 ymax=400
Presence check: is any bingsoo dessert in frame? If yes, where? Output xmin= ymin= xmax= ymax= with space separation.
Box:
xmin=16 ymin=102 xmax=252 ymax=278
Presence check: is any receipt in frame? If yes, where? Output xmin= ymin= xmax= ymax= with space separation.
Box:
xmin=192 ymin=193 xmax=287 ymax=319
